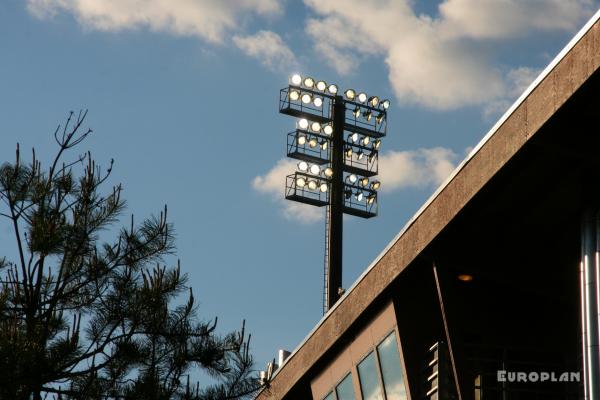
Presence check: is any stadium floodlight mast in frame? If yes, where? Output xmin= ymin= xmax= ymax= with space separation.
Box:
xmin=279 ymin=74 xmax=389 ymax=313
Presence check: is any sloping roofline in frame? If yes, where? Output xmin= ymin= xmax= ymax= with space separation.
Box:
xmin=259 ymin=8 xmax=600 ymax=398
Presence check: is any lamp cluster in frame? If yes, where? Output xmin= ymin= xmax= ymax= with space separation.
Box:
xmin=345 ymin=173 xmax=380 ymax=205
xmin=281 ymin=73 xmax=388 ymax=217
xmin=343 ymin=89 xmax=390 ymax=111
xmin=297 ymin=161 xmax=333 ymax=179
xmin=290 ymin=74 xmax=338 ymax=95
xmin=296 ymin=133 xmax=329 ymax=150
xmin=295 ymin=161 xmax=333 ymax=193
xmin=289 ymin=73 xmax=391 ymax=112
xmin=345 ymin=133 xmax=381 ymax=163
xmin=350 ymin=106 xmax=387 ymax=126
xmin=296 ymin=119 xmax=332 ymax=151
xmin=294 ymin=109 xmax=381 ymax=206
xmin=298 ymin=119 xmax=334 ymax=135
xmin=288 ymin=74 xmax=338 ymax=110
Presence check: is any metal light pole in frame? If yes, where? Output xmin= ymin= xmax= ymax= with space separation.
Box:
xmin=279 ymin=75 xmax=389 ymax=313
xmin=327 ymin=96 xmax=346 ymax=309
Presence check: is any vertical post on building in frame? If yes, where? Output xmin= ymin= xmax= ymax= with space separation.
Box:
xmin=327 ymin=96 xmax=345 ymax=311
xmin=581 ymin=208 xmax=600 ymax=400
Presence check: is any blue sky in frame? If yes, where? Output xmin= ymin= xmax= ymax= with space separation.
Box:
xmin=1 ymin=0 xmax=598 ymax=373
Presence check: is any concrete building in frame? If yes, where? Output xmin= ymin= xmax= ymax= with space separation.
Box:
xmin=258 ymin=10 xmax=600 ymax=400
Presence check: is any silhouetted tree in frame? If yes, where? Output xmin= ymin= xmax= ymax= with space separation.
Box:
xmin=0 ymin=111 xmax=259 ymax=400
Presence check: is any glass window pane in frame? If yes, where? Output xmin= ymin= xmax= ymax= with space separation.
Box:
xmin=323 ymin=391 xmax=335 ymax=400
xmin=357 ymin=351 xmax=384 ymax=400
xmin=335 ymin=373 xmax=355 ymax=400
xmin=376 ymin=333 xmax=408 ymax=400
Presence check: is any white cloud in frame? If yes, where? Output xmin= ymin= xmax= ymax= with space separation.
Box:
xmin=439 ymin=0 xmax=594 ymax=40
xmin=378 ymin=147 xmax=458 ymax=191
xmin=233 ymin=30 xmax=297 ymax=71
xmin=506 ymin=66 xmax=542 ymax=98
xmin=252 ymin=159 xmax=323 ymax=223
xmin=303 ymin=0 xmax=595 ymax=110
xmin=305 ymin=16 xmax=378 ymax=75
xmin=27 ymin=0 xmax=282 ymax=43
xmin=385 ymin=28 xmax=505 ymax=109
xmin=483 ymin=66 xmax=543 ymax=120
xmin=253 ymin=148 xmax=458 ymax=223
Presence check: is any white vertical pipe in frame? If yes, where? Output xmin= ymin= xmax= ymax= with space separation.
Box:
xmin=582 ymin=210 xmax=600 ymax=399
xmin=582 ymin=258 xmax=589 ymax=400
xmin=278 ymin=349 xmax=290 ymax=367
xmin=590 ymin=210 xmax=600 ymax=400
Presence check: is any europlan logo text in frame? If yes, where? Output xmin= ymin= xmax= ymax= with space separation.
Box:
xmin=497 ymin=371 xmax=580 ymax=383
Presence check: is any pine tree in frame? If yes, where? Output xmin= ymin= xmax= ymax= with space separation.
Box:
xmin=0 ymin=111 xmax=259 ymax=400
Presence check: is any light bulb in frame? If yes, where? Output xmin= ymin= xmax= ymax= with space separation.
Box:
xmin=320 ymin=183 xmax=328 ymax=192
xmin=309 ymin=138 xmax=318 ymax=148
xmin=357 ymin=151 xmax=364 ymax=160
xmin=297 ymin=134 xmax=307 ymax=145
xmin=345 ymin=89 xmax=356 ymax=100
xmin=348 ymin=174 xmax=357 ymax=184
xmin=304 ymin=77 xmax=315 ymax=88
xmin=297 ymin=161 xmax=308 ymax=171
xmin=367 ymin=194 xmax=376 ymax=204
xmin=311 ymin=122 xmax=321 ymax=132
xmin=356 ymin=191 xmax=364 ymax=201
xmin=357 ymin=92 xmax=367 ymax=103
xmin=328 ymin=84 xmax=338 ymax=94
xmin=313 ymin=97 xmax=323 ymax=107
xmin=308 ymin=180 xmax=318 ymax=190
xmin=345 ymin=148 xmax=353 ymax=157
xmin=349 ymin=132 xmax=359 ymax=143
xmin=289 ymin=90 xmax=300 ymax=101
xmin=298 ymin=119 xmax=309 ymax=129
xmin=320 ymin=140 xmax=328 ymax=150
xmin=291 ymin=74 xmax=302 ymax=85
xmin=382 ymin=99 xmax=390 ymax=109
xmin=316 ymin=80 xmax=327 ymax=91
xmin=371 ymin=181 xmax=381 ymax=190
xmin=301 ymin=93 xmax=312 ymax=104
xmin=324 ymin=167 xmax=333 ymax=177
xmin=376 ymin=113 xmax=384 ymax=124
xmin=323 ymin=125 xmax=333 ymax=135
xmin=368 ymin=96 xmax=379 ymax=107
xmin=363 ymin=110 xmax=372 ymax=121
xmin=296 ymin=177 xmax=306 ymax=187
xmin=373 ymin=139 xmax=381 ymax=150
xmin=353 ymin=107 xmax=361 ymax=118
xmin=310 ymin=164 xmax=320 ymax=175
xmin=359 ymin=177 xmax=369 ymax=187
xmin=361 ymin=136 xmax=370 ymax=146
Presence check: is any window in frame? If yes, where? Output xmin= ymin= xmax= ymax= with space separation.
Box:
xmin=357 ymin=332 xmax=408 ymax=400
xmin=358 ymin=352 xmax=384 ymax=400
xmin=335 ymin=373 xmax=356 ymax=400
xmin=376 ymin=333 xmax=408 ymax=400
xmin=321 ymin=373 xmax=356 ymax=400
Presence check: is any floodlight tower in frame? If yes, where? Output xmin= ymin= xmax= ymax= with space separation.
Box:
xmin=279 ymin=74 xmax=389 ymax=314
